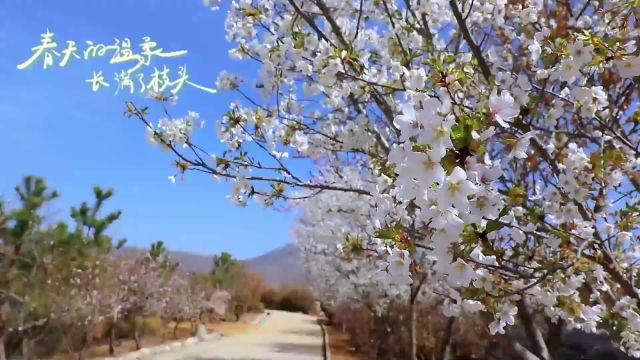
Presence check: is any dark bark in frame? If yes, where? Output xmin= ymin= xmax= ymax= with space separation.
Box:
xmin=439 ymin=317 xmax=455 ymax=360
xmin=133 ymin=325 xmax=141 ymax=350
xmin=448 ymin=0 xmax=492 ymax=82
xmin=78 ymin=325 xmax=95 ymax=360
xmin=162 ymin=319 xmax=169 ymax=341
xmin=546 ymin=318 xmax=564 ymax=357
xmin=21 ymin=337 xmax=34 ymax=360
xmin=0 ymin=332 xmax=6 ymax=360
xmin=373 ymin=314 xmax=390 ymax=358
xmin=173 ymin=321 xmax=180 ymax=338
xmin=517 ymin=298 xmax=550 ymax=360
xmin=77 ymin=331 xmax=87 ymax=360
xmin=493 ymin=333 xmax=540 ymax=360
xmin=409 ymin=273 xmax=427 ymax=360
xmin=109 ymin=325 xmax=116 ymax=356
xmin=409 ymin=297 xmax=417 ymax=360
xmin=512 ymin=339 xmax=544 ymax=360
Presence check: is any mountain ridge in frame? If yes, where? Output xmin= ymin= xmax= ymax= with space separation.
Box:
xmin=116 ymin=243 xmax=307 ymax=287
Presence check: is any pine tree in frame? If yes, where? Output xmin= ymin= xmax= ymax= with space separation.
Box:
xmin=0 ymin=176 xmax=57 ymax=360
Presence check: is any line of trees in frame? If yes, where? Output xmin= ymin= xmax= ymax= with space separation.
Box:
xmin=0 ymin=177 xmax=220 ymax=360
xmin=209 ymin=252 xmax=317 ymax=318
xmin=0 ymin=175 xmax=317 ymax=359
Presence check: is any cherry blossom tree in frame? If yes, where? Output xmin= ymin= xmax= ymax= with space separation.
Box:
xmin=292 ymin=168 xmax=475 ymax=358
xmin=128 ymin=0 xmax=640 ymax=358
xmin=161 ymin=273 xmax=210 ymax=338
xmin=46 ymin=188 xmax=126 ymax=360
xmin=0 ymin=177 xmax=222 ymax=358
xmin=0 ymin=178 xmax=128 ymax=360
xmin=106 ymin=243 xmax=176 ymax=354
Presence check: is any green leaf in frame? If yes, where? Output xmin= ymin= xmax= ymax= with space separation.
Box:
xmin=374 ymin=222 xmax=403 ymax=241
xmin=529 ymin=206 xmax=545 ymax=224
xmin=443 ymin=54 xmax=456 ymax=65
xmin=485 ymin=219 xmax=504 ymax=233
xmin=440 ymin=150 xmax=458 ymax=174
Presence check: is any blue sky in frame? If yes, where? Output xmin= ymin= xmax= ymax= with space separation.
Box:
xmin=0 ymin=0 xmax=297 ymax=259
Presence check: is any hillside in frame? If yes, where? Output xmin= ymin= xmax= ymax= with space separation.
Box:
xmin=243 ymin=243 xmax=308 ymax=286
xmin=116 ymin=247 xmax=214 ymax=273
xmin=116 ymin=243 xmax=307 ymax=287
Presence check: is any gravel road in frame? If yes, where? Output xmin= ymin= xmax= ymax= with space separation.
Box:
xmin=150 ymin=310 xmax=324 ymax=360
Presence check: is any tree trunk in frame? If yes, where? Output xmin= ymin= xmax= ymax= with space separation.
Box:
xmin=443 ymin=342 xmax=454 ymax=360
xmin=438 ymin=317 xmax=455 ymax=360
xmin=133 ymin=323 xmax=141 ymax=350
xmin=492 ymin=333 xmax=540 ymax=360
xmin=234 ymin=304 xmax=244 ymax=322
xmin=109 ymin=325 xmax=116 ymax=356
xmin=0 ymin=333 xmax=6 ymax=360
xmin=162 ymin=319 xmax=168 ymax=341
xmin=427 ymin=314 xmax=435 ymax=360
xmin=547 ymin=318 xmax=564 ymax=357
xmin=408 ymin=271 xmax=427 ymax=360
xmin=77 ymin=330 xmax=88 ymax=360
xmin=77 ymin=325 xmax=95 ymax=360
xmin=409 ymin=297 xmax=417 ymax=360
xmin=517 ymin=298 xmax=550 ymax=360
xmin=173 ymin=321 xmax=180 ymax=338
xmin=22 ymin=337 xmax=34 ymax=360
xmin=512 ymin=339 xmax=543 ymax=360
xmin=0 ymin=338 xmax=7 ymax=360
xmin=0 ymin=316 xmax=8 ymax=360
xmin=373 ymin=313 xmax=391 ymax=359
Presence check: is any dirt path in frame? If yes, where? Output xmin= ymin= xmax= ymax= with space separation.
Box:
xmin=151 ymin=310 xmax=323 ymax=360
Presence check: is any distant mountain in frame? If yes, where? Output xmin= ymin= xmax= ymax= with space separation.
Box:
xmin=116 ymin=243 xmax=307 ymax=287
xmin=243 ymin=243 xmax=308 ymax=287
xmin=115 ymin=247 xmax=215 ymax=273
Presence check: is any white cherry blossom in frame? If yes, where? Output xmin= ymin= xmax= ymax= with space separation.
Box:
xmin=489 ymin=89 xmax=519 ymax=127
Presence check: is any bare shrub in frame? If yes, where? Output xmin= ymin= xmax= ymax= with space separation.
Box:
xmin=329 ymin=301 xmax=489 ymax=360
xmin=262 ymin=286 xmax=316 ymax=314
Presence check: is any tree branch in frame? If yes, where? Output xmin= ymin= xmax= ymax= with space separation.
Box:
xmin=517 ymin=297 xmax=550 ymax=360
xmin=449 ymin=0 xmax=492 ymax=82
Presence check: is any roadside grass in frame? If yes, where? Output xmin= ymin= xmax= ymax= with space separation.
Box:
xmin=49 ymin=313 xmax=261 ymax=359
xmin=327 ymin=324 xmax=362 ymax=360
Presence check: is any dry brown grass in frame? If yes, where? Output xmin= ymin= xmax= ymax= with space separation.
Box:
xmin=49 ymin=313 xmax=262 ymax=359
xmin=327 ymin=325 xmax=363 ymax=360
